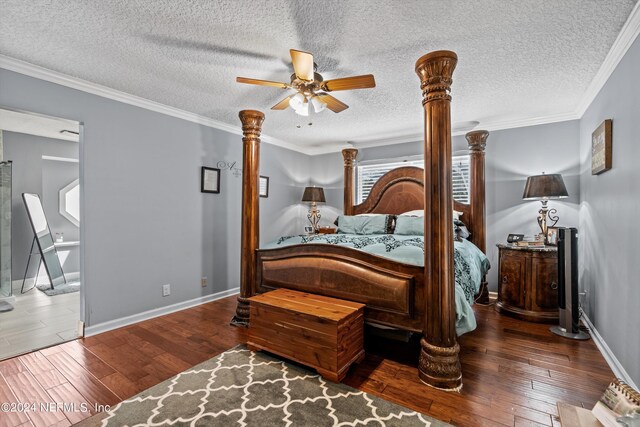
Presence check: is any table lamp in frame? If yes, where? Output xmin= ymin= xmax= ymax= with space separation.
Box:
xmin=522 ymin=173 xmax=568 ymax=242
xmin=302 ymin=186 xmax=325 ymax=233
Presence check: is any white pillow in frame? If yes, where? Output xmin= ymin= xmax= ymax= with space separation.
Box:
xmin=399 ymin=209 xmax=424 ymax=217
xmin=400 ymin=209 xmax=464 ymax=221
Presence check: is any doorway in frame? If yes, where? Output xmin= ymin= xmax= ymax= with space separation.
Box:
xmin=0 ymin=108 xmax=83 ymax=360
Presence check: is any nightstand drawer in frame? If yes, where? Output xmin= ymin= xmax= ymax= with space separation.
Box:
xmin=495 ymin=244 xmax=559 ymax=323
xmin=499 ymin=253 xmax=526 ymax=309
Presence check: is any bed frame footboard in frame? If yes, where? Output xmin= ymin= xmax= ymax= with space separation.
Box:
xmin=256 ymin=245 xmax=425 ymax=332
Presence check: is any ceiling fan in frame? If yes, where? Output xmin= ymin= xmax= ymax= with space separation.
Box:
xmin=236 ymin=49 xmax=376 ymax=116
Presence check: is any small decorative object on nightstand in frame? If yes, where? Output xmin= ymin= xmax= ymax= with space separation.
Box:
xmin=302 ymin=186 xmax=325 ymax=233
xmin=495 ymin=243 xmax=559 ymax=323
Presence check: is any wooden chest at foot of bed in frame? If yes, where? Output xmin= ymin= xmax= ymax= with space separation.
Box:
xmin=247 ymin=288 xmax=365 ymax=382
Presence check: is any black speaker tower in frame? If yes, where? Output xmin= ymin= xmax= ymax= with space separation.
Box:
xmin=550 ymin=228 xmax=589 ymax=340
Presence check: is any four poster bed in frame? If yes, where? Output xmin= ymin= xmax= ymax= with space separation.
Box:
xmin=258 ymin=143 xmax=489 ymax=335
xmin=233 ymin=50 xmax=487 ymax=390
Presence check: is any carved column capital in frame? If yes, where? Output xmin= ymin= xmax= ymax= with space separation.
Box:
xmin=239 ymin=110 xmax=265 ymax=140
xmin=465 ymin=130 xmax=489 ymax=153
xmin=415 ymin=51 xmax=457 ymax=104
xmin=342 ymin=148 xmax=358 ymax=167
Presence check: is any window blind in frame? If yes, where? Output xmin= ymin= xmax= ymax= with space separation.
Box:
xmin=356 ymin=155 xmax=470 ymax=204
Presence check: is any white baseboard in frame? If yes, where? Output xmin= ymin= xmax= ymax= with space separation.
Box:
xmin=84 ymin=288 xmax=239 ymax=337
xmin=582 ymin=313 xmax=638 ymax=390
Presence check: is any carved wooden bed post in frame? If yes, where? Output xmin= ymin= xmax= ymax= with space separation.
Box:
xmin=342 ymin=148 xmax=358 ymax=215
xmin=231 ymin=110 xmax=265 ymax=327
xmin=466 ymin=130 xmax=490 ymax=304
xmin=415 ymin=50 xmax=462 ymax=390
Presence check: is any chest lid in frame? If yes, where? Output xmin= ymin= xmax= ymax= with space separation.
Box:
xmin=249 ymin=289 xmax=364 ymax=323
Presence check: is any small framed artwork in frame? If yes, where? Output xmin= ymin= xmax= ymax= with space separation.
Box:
xmin=592 ymin=119 xmax=612 ymax=175
xmin=201 ymin=167 xmax=220 ymax=194
xmin=259 ymin=176 xmax=269 ymax=198
xmin=546 ymin=227 xmax=559 ymax=246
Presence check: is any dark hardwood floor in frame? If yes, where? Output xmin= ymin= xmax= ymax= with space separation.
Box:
xmin=0 ymin=296 xmax=613 ymax=426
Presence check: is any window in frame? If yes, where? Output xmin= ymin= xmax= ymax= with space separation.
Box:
xmin=356 ymin=155 xmax=470 ymax=204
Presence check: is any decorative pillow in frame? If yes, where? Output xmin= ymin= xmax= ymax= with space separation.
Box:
xmin=401 ymin=210 xmax=464 ymax=222
xmin=394 ymin=216 xmax=424 ymax=235
xmin=454 ymin=219 xmax=471 ymax=241
xmin=399 ymin=209 xmax=424 ymax=217
xmin=336 ymin=215 xmax=389 ymax=234
xmin=357 ymin=214 xmax=396 ymax=234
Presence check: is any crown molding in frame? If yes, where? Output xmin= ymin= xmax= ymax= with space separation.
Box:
xmin=476 ymin=111 xmax=581 ymax=133
xmin=344 ymin=110 xmax=581 ymax=151
xmin=575 ymin=1 xmax=640 ymax=117
xmin=0 ymin=54 xmax=311 ymax=155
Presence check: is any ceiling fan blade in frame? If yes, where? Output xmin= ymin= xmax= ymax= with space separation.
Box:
xmin=271 ymin=96 xmax=292 ymax=110
xmin=321 ymin=74 xmax=376 ymax=92
xmin=316 ymin=94 xmax=349 ymax=113
xmin=236 ymin=77 xmax=289 ymax=89
xmin=290 ymin=49 xmax=314 ymax=81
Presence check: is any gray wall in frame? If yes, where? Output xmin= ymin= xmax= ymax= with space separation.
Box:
xmin=3 ymin=131 xmax=79 ymax=277
xmin=312 ymin=121 xmax=581 ymax=291
xmin=578 ymin=34 xmax=640 ymax=385
xmin=0 ymin=69 xmax=309 ymax=326
xmin=467 ymin=122 xmax=580 ymax=289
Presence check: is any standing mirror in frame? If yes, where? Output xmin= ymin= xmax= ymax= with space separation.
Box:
xmin=22 ymin=193 xmax=66 ymax=289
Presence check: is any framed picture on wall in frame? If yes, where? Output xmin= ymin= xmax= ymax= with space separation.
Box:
xmin=546 ymin=227 xmax=559 ymax=246
xmin=592 ymin=119 xmax=612 ymax=175
xmin=259 ymin=176 xmax=269 ymax=198
xmin=201 ymin=167 xmax=220 ymax=194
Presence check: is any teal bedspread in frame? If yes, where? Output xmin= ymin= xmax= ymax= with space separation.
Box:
xmin=263 ymin=234 xmax=490 ymax=335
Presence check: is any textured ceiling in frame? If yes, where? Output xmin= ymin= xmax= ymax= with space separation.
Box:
xmin=0 ymin=1 xmax=636 ymax=151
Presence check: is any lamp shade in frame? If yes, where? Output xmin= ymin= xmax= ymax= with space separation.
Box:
xmin=302 ymin=186 xmax=326 ymax=203
xmin=522 ymin=174 xmax=569 ymax=200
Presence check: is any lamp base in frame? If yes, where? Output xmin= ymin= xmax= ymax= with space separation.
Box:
xmin=307 ymin=203 xmax=321 ymax=233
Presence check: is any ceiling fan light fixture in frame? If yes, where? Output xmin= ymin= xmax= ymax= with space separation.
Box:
xmin=289 ymin=92 xmax=305 ymax=110
xmin=311 ymin=95 xmax=327 ymax=113
xmin=294 ymin=98 xmax=310 ymax=116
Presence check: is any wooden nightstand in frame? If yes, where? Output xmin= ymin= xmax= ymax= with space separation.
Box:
xmin=495 ymin=244 xmax=559 ymax=323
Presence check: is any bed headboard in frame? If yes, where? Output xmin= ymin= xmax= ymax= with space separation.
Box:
xmin=342 ymin=130 xmax=488 ymax=253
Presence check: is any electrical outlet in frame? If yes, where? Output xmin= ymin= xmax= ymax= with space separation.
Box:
xmin=162 ymin=284 xmax=171 ymax=297
xmin=201 ymin=277 xmax=208 ymax=287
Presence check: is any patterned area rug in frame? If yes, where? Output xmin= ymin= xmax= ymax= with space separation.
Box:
xmin=79 ymin=345 xmax=449 ymax=426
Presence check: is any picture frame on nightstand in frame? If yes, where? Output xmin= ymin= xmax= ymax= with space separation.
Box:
xmin=546 ymin=227 xmax=559 ymax=246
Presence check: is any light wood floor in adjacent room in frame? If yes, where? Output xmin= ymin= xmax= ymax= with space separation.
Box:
xmin=0 ymin=296 xmax=613 ymax=427
xmin=0 ymin=282 xmax=79 ymax=361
